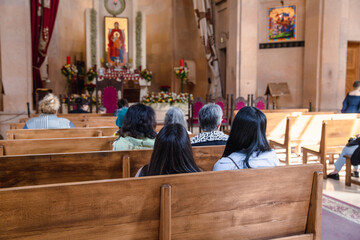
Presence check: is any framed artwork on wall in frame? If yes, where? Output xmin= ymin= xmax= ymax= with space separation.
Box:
xmin=268 ymin=5 xmax=296 ymax=42
xmin=105 ymin=17 xmax=129 ymax=66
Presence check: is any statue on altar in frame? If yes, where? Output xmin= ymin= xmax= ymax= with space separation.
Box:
xmin=107 ymin=22 xmax=126 ymax=66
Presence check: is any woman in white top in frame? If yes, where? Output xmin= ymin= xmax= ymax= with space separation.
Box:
xmin=213 ymin=106 xmax=279 ymax=171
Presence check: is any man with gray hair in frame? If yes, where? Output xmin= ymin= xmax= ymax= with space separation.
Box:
xmin=190 ymin=103 xmax=228 ymax=146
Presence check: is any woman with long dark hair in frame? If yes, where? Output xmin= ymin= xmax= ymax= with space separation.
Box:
xmin=213 ymin=106 xmax=279 ymax=170
xmin=136 ymin=124 xmax=201 ymax=176
xmin=112 ymin=103 xmax=157 ymax=150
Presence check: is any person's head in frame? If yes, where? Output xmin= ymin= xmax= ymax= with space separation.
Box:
xmin=117 ymin=98 xmax=129 ymax=109
xmin=199 ymin=103 xmax=223 ymax=132
xmin=353 ymin=81 xmax=360 ymax=90
xmin=114 ymin=22 xmax=119 ymax=29
xmin=223 ymin=106 xmax=271 ymax=168
xmin=141 ymin=124 xmax=201 ymax=176
xmin=75 ymin=97 xmax=89 ymax=111
xmin=98 ymin=106 xmax=107 ymax=114
xmin=120 ymin=103 xmax=156 ymax=139
xmin=164 ymin=107 xmax=188 ymax=129
xmin=39 ymin=93 xmax=60 ymax=114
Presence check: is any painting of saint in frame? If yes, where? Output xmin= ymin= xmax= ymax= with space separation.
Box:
xmin=105 ymin=17 xmax=128 ymax=66
xmin=268 ymin=6 xmax=296 ymax=41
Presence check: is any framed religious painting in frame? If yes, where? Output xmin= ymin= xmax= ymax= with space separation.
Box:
xmin=104 ymin=17 xmax=129 ymax=66
xmin=268 ymin=5 xmax=296 ymax=41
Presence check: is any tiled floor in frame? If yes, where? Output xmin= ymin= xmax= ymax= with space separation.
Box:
xmin=323 ymin=174 xmax=360 ymax=208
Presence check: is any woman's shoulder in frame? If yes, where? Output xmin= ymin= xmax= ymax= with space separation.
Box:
xmin=348 ymin=91 xmax=360 ymax=97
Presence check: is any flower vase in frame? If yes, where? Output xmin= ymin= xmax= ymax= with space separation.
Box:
xmin=180 ymin=78 xmax=184 ymax=93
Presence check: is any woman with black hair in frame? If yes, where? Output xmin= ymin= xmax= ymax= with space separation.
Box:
xmin=69 ymin=97 xmax=90 ymax=113
xmin=112 ymin=103 xmax=157 ymax=150
xmin=213 ymin=106 xmax=279 ymax=171
xmin=136 ymin=124 xmax=201 ymax=177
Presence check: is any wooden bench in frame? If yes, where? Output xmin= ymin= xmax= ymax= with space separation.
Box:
xmin=302 ymin=119 xmax=360 ymax=178
xmin=0 ymin=145 xmax=225 ymax=188
xmin=6 ymin=127 xmax=118 ymax=139
xmin=0 ymin=164 xmax=323 ymax=240
xmin=270 ymin=114 xmax=360 ymax=164
xmin=0 ymin=136 xmax=116 ymax=156
xmin=345 ymin=155 xmax=360 ymax=186
xmin=10 ymin=121 xmax=117 ymax=129
xmin=227 ymin=111 xmax=303 ymax=138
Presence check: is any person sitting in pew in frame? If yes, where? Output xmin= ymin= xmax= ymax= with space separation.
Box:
xmin=112 ymin=103 xmax=157 ymax=150
xmin=113 ymin=98 xmax=129 ymax=116
xmin=213 ymin=106 xmax=279 ymax=170
xmin=190 ymin=103 xmax=228 ymax=146
xmin=24 ymin=93 xmax=75 ymax=129
xmin=136 ymin=124 xmax=201 ymax=177
xmin=327 ymin=134 xmax=360 ymax=180
xmin=164 ymin=107 xmax=191 ymax=134
xmin=69 ymin=97 xmax=90 ymax=114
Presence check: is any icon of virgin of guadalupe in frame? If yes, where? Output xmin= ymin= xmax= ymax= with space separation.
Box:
xmin=107 ymin=22 xmax=126 ymax=66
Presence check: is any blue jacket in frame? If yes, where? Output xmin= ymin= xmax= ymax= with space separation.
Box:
xmin=24 ymin=114 xmax=75 ymax=129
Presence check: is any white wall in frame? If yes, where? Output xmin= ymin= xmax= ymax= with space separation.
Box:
xmin=0 ymin=0 xmax=32 ymax=138
xmin=257 ymin=0 xmax=305 ymax=108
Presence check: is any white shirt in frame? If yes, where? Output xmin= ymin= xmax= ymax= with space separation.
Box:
xmin=213 ymin=150 xmax=280 ymax=171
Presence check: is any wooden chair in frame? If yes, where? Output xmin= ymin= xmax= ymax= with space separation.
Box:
xmin=0 ymin=164 xmax=323 ymax=240
xmin=96 ymin=76 xmax=123 ymax=113
xmin=212 ymin=95 xmax=230 ymax=130
xmin=345 ymin=155 xmax=360 ymax=186
xmin=0 ymin=145 xmax=225 ymax=188
xmin=189 ymin=96 xmax=205 ymax=132
xmin=230 ymin=95 xmax=248 ymax=125
xmin=302 ymin=119 xmax=360 ymax=178
xmin=253 ymin=96 xmax=266 ymax=110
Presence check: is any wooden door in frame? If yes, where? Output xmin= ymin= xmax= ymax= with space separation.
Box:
xmin=346 ymin=42 xmax=360 ymax=94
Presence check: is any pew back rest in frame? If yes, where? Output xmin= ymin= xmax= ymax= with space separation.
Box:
xmin=288 ymin=114 xmax=360 ymax=145
xmin=0 ymin=164 xmax=323 ymax=240
xmin=0 ymin=145 xmax=225 ymax=188
xmin=6 ymin=127 xmax=118 ymax=139
xmin=323 ymin=119 xmax=360 ymax=148
xmin=0 ymin=136 xmax=116 ymax=156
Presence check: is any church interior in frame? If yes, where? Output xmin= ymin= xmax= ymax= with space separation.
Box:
xmin=0 ymin=0 xmax=360 ymax=239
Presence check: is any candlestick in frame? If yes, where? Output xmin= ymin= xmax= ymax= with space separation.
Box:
xmin=180 ymin=59 xmax=184 ymax=67
xmin=67 ymin=56 xmax=70 ymax=65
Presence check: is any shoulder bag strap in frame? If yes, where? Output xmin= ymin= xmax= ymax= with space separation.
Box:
xmin=227 ymin=156 xmax=241 ymax=169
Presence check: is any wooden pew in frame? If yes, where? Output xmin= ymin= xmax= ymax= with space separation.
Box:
xmin=345 ymin=155 xmax=360 ymax=186
xmin=270 ymin=114 xmax=360 ymax=164
xmin=6 ymin=127 xmax=118 ymax=139
xmin=0 ymin=145 xmax=225 ymax=188
xmin=0 ymin=136 xmax=116 ymax=156
xmin=302 ymin=119 xmax=360 ymax=178
xmin=10 ymin=121 xmax=117 ymax=129
xmin=0 ymin=164 xmax=323 ymax=240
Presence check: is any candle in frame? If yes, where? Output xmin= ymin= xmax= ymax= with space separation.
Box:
xmin=67 ymin=56 xmax=70 ymax=64
xmin=180 ymin=59 xmax=184 ymax=67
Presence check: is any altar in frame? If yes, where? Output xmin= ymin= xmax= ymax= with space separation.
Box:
xmin=95 ymin=68 xmax=150 ymax=113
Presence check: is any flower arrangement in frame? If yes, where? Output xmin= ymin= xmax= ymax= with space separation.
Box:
xmin=140 ymin=68 xmax=153 ymax=82
xmin=62 ymin=93 xmax=96 ymax=104
xmin=61 ymin=64 xmax=78 ymax=80
xmin=87 ymin=66 xmax=98 ymax=82
xmin=174 ymin=66 xmax=189 ymax=92
xmin=142 ymin=92 xmax=192 ymax=104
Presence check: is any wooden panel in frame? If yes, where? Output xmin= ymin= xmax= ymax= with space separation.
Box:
xmin=0 ymin=145 xmax=225 ymax=188
xmin=0 ymin=164 xmax=322 ymax=240
xmin=0 ymin=136 xmax=115 ymax=156
xmin=325 ymin=119 xmax=360 ymax=146
xmin=346 ymin=42 xmax=360 ymax=94
xmin=288 ymin=114 xmax=360 ymax=146
xmin=6 ymin=127 xmax=118 ymax=140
